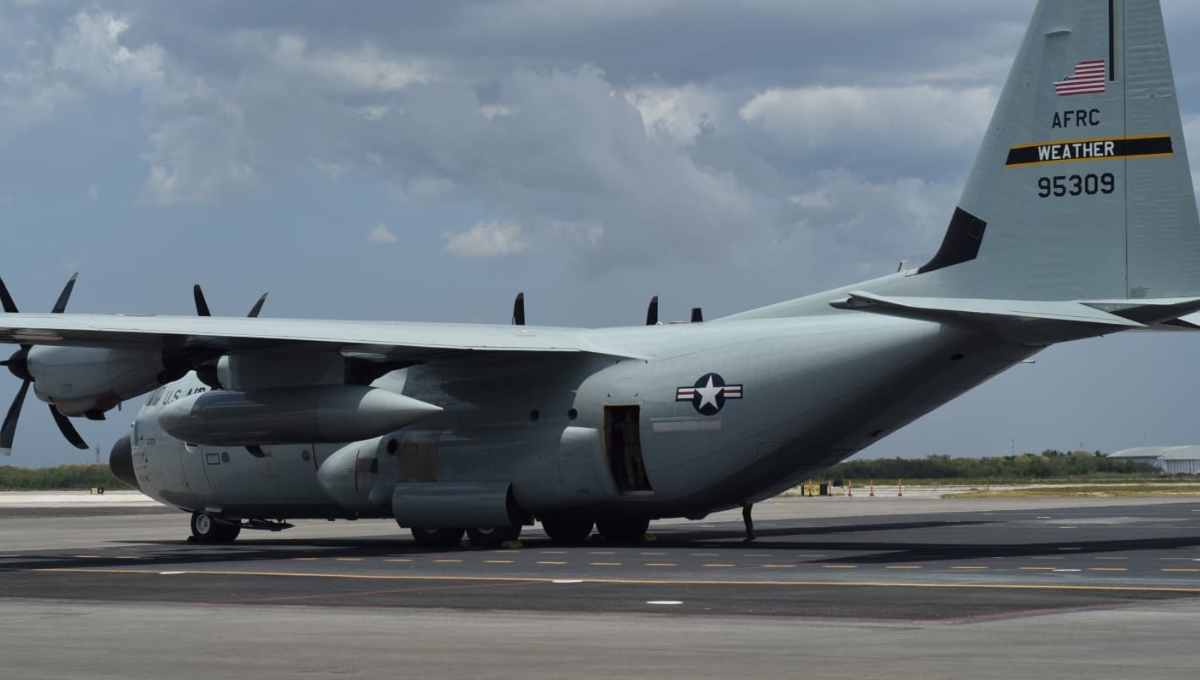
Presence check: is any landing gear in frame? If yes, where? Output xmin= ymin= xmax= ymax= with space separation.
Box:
xmin=410 ymin=527 xmax=465 ymax=548
xmin=595 ymin=516 xmax=650 ymax=543
xmin=540 ymin=515 xmax=594 ymax=544
xmin=466 ymin=525 xmax=522 ymax=548
xmin=189 ymin=511 xmax=241 ymax=543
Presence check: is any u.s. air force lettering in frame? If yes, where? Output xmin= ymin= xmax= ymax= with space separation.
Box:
xmin=676 ymin=373 xmax=743 ymax=416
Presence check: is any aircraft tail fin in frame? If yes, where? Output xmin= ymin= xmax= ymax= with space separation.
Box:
xmin=909 ymin=0 xmax=1200 ymax=301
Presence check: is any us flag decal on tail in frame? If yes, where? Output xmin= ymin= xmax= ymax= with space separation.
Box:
xmin=1055 ymin=60 xmax=1107 ymax=96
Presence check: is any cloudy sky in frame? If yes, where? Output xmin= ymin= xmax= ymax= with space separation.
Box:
xmin=2 ymin=0 xmax=1200 ymax=468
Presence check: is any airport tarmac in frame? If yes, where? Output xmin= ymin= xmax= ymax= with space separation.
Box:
xmin=2 ymin=496 xmax=1199 ymax=678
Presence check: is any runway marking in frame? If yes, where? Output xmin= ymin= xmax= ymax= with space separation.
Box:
xmin=646 ymin=563 xmax=677 ymax=567
xmin=540 ymin=551 xmax=567 ymax=555
xmin=335 ymin=558 xmax=363 ymax=562
xmin=951 ymin=566 xmax=988 ymax=570
xmin=484 ymin=560 xmax=514 ymax=564
xmin=1089 ymin=568 xmax=1128 ymax=572
xmin=822 ymin=565 xmax=857 ymax=569
xmin=590 ymin=562 xmax=621 ymax=566
xmin=292 ymin=557 xmax=318 ymax=561
xmin=433 ymin=559 xmax=462 ymax=564
xmin=1031 ymin=556 xmax=1064 ymax=560
xmin=32 ymin=567 xmax=1200 ymax=595
xmin=159 ymin=571 xmax=186 ymax=575
xmin=690 ymin=553 xmax=719 ymax=557
xmin=761 ymin=565 xmax=795 ymax=569
xmin=537 ymin=561 xmax=567 ymax=565
xmin=647 ymin=601 xmax=683 ymax=605
xmin=886 ymin=566 xmax=922 ymax=570
xmin=640 ymin=552 xmax=667 ymax=556
xmin=116 ymin=556 xmax=139 ymax=560
xmin=553 ymin=580 xmax=583 ymax=584
xmin=589 ymin=552 xmax=616 ymax=555
xmin=1094 ymin=557 xmax=1127 ymax=560
xmin=1162 ymin=568 xmax=1200 ymax=573
xmin=1053 ymin=569 xmax=1082 ymax=573
xmin=702 ymin=564 xmax=736 ymax=568
xmin=384 ymin=559 xmax=412 ymax=563
xmin=1020 ymin=567 xmax=1056 ymax=571
xmin=74 ymin=555 xmax=100 ymax=559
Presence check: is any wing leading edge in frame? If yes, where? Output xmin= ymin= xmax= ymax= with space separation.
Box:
xmin=0 ymin=314 xmax=636 ymax=362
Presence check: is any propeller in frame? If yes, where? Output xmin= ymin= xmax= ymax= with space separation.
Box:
xmin=646 ymin=296 xmax=659 ymax=326
xmin=190 ymin=285 xmax=269 ymax=390
xmin=1 ymin=273 xmax=89 ymax=456
xmin=193 ymin=284 xmax=268 ymax=318
xmin=512 ymin=292 xmax=525 ymax=326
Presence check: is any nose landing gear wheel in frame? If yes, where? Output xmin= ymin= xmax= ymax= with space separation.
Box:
xmin=595 ymin=516 xmax=650 ymax=543
xmin=466 ymin=526 xmax=522 ymax=548
xmin=539 ymin=515 xmax=594 ymax=544
xmin=190 ymin=511 xmax=241 ymax=543
xmin=410 ymin=527 xmax=465 ymax=548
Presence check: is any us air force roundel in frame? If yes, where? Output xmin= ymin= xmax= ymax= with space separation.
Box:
xmin=675 ymin=373 xmax=743 ymax=416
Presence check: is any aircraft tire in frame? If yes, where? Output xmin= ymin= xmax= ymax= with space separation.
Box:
xmin=212 ymin=522 xmax=241 ymax=543
xmin=466 ymin=525 xmax=522 ymax=548
xmin=539 ymin=515 xmax=594 ymax=544
xmin=595 ymin=516 xmax=650 ymax=543
xmin=190 ymin=512 xmax=241 ymax=543
xmin=410 ymin=527 xmax=465 ymax=548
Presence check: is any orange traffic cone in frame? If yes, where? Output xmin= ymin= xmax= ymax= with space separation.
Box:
xmin=869 ymin=479 xmax=875 ymax=497
xmin=898 ymin=479 xmax=904 ymax=497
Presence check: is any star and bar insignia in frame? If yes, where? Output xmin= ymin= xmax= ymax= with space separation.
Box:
xmin=676 ymin=373 xmax=743 ymax=416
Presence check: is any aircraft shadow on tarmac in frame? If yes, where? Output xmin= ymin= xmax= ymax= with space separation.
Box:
xmin=3 ymin=517 xmax=1200 ymax=573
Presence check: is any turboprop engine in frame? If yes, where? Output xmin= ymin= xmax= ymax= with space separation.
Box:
xmin=156 ymin=385 xmax=441 ymax=447
xmin=25 ymin=346 xmax=169 ymax=417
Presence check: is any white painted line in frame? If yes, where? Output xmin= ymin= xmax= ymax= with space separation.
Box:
xmin=1059 ymin=527 xmax=1078 ymax=529
xmin=1058 ymin=547 xmax=1082 ymax=551
xmin=1037 ymin=516 xmax=1052 ymax=519
xmin=552 ymin=579 xmax=583 ymax=584
xmin=647 ymin=601 xmax=683 ymax=606
xmin=1053 ymin=569 xmax=1082 ymax=573
xmin=159 ymin=571 xmax=186 ymax=576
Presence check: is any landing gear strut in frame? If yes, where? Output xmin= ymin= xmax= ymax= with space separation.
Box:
xmin=189 ymin=511 xmax=241 ymax=543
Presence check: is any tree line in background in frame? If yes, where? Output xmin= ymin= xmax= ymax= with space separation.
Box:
xmin=824 ymin=450 xmax=1160 ymax=481
xmin=0 ymin=464 xmax=123 ymax=491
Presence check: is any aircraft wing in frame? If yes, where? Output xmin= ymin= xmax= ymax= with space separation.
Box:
xmin=0 ymin=313 xmax=632 ymax=361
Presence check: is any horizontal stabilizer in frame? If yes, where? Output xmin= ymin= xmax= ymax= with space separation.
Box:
xmin=831 ymin=291 xmax=1149 ymax=345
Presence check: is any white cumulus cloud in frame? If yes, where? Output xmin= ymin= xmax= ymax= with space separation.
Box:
xmin=368 ymin=223 xmax=398 ymax=244
xmin=444 ymin=220 xmax=529 ymax=258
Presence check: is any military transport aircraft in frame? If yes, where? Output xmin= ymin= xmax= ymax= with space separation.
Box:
xmin=2 ymin=0 xmax=1199 ymax=547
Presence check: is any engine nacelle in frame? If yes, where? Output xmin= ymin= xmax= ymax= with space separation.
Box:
xmin=156 ymin=385 xmax=442 ymax=447
xmin=28 ymin=346 xmax=167 ymax=416
xmin=317 ymin=436 xmax=396 ymax=513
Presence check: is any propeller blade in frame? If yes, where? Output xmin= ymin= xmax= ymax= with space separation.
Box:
xmin=193 ymin=285 xmax=212 ymax=317
xmin=1 ymin=380 xmax=30 ymax=455
xmin=247 ymin=293 xmax=268 ymax=318
xmin=51 ymin=273 xmax=79 ymax=314
xmin=646 ymin=296 xmax=659 ymax=326
xmin=0 ymin=276 xmax=16 ymax=314
xmin=48 ymin=405 xmax=88 ymax=450
xmin=691 ymin=307 xmax=704 ymax=323
xmin=512 ymin=292 xmax=525 ymax=326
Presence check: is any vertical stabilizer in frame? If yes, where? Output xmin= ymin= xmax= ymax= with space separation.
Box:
xmin=915 ymin=0 xmax=1200 ymax=301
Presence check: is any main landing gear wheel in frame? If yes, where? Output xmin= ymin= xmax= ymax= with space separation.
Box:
xmin=190 ymin=511 xmax=241 ymax=543
xmin=595 ymin=516 xmax=650 ymax=543
xmin=410 ymin=527 xmax=465 ymax=548
xmin=466 ymin=526 xmax=522 ymax=548
xmin=540 ymin=515 xmax=594 ymax=544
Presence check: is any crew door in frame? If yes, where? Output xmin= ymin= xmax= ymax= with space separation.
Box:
xmin=603 ymin=405 xmax=653 ymax=494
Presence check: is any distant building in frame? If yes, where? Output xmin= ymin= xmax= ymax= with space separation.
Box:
xmin=1108 ymin=446 xmax=1200 ymax=475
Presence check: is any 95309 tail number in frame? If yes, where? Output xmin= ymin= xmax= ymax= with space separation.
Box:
xmin=1037 ymin=173 xmax=1116 ymax=198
